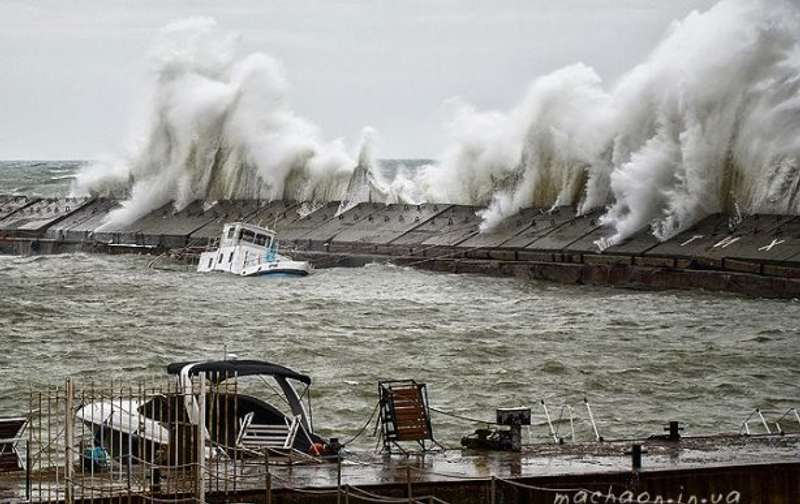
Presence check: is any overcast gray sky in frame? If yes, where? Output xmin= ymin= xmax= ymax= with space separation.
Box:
xmin=0 ymin=0 xmax=718 ymax=160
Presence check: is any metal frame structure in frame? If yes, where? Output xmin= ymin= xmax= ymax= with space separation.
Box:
xmin=0 ymin=416 xmax=29 ymax=471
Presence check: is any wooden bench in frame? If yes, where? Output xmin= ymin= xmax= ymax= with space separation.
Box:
xmin=378 ymin=380 xmax=443 ymax=452
xmin=389 ymin=386 xmax=431 ymax=441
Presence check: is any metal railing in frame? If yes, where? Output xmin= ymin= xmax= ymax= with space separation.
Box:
xmin=13 ymin=374 xmax=325 ymax=504
xmin=739 ymin=407 xmax=800 ymax=435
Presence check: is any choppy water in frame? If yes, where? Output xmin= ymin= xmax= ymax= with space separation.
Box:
xmin=0 ymin=160 xmax=83 ymax=196
xmin=0 ymin=161 xmax=799 ymax=448
xmin=0 ymin=253 xmax=798 ymax=447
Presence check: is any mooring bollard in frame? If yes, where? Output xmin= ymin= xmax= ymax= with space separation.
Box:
xmin=664 ymin=421 xmax=684 ymax=441
xmin=626 ymin=444 xmax=647 ymax=471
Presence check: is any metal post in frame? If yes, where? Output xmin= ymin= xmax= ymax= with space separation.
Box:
xmin=490 ymin=476 xmax=496 ymax=504
xmin=541 ymin=400 xmax=559 ymax=444
xmin=25 ymin=440 xmax=31 ymax=501
xmin=337 ymin=452 xmax=342 ymax=504
xmin=628 ymin=444 xmax=644 ymax=471
xmin=65 ymin=377 xmax=74 ymax=504
xmin=152 ymin=468 xmax=161 ymax=494
xmin=585 ymin=398 xmax=602 ymax=441
xmin=128 ymin=386 xmax=133 ymax=504
xmin=345 ymin=484 xmax=350 ymax=504
xmin=197 ymin=374 xmax=206 ymax=504
xmin=567 ymin=405 xmax=576 ymax=443
xmin=265 ymin=450 xmax=272 ymax=504
xmin=756 ymin=409 xmax=771 ymax=434
xmin=665 ymin=421 xmax=682 ymax=441
xmin=406 ymin=456 xmax=413 ymax=504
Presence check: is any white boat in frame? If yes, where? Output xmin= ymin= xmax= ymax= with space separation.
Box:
xmin=197 ymin=222 xmax=312 ymax=277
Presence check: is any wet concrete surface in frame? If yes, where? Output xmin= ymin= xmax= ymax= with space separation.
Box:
xmin=526 ymin=210 xmax=603 ymax=253
xmin=95 ymin=200 xmax=218 ymax=248
xmin=44 ymin=198 xmax=120 ymax=242
xmin=458 ymin=208 xmax=541 ymax=251
xmin=243 ymin=433 xmax=800 ymax=489
xmin=644 ymin=214 xmax=730 ymax=259
xmin=0 ymin=195 xmax=38 ymax=221
xmin=498 ymin=206 xmax=575 ymax=249
xmin=188 ymin=200 xmax=264 ymax=242
xmin=1 ymin=434 xmax=795 ymax=498
xmin=279 ymin=202 xmax=341 ymax=242
xmin=0 ymin=197 xmax=91 ymax=236
xmin=331 ymin=203 xmax=447 ymax=247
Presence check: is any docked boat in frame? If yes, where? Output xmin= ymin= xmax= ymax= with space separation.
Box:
xmin=197 ymin=222 xmax=312 ymax=277
xmin=75 ymin=359 xmax=330 ymax=463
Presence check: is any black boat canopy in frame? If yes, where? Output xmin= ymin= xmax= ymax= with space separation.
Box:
xmin=166 ymin=360 xmax=311 ymax=385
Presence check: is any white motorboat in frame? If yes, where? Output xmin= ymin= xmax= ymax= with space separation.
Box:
xmin=197 ymin=222 xmax=312 ymax=277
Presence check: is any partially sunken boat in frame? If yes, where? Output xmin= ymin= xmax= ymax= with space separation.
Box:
xmin=197 ymin=222 xmax=312 ymax=277
xmin=75 ymin=359 xmax=329 ymax=463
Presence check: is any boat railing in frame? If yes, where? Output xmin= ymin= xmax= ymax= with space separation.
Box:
xmin=739 ymin=407 xmax=800 ymax=435
xmin=240 ymin=243 xmax=281 ymax=270
xmin=241 ymin=254 xmax=272 ymax=269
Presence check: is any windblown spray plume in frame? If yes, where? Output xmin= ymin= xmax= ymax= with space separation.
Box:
xmin=411 ymin=0 xmax=800 ymax=246
xmin=75 ymin=1 xmax=800 ymax=246
xmin=73 ymin=17 xmax=377 ymax=228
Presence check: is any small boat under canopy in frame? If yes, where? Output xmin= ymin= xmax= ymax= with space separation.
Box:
xmin=75 ymin=359 xmax=329 ymax=464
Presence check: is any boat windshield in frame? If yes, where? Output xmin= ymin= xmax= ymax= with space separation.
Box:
xmin=238 ymin=228 xmax=272 ymax=248
xmin=240 ymin=229 xmax=255 ymax=243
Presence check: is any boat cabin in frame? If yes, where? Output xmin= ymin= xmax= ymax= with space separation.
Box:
xmin=221 ymin=222 xmax=276 ymax=251
xmin=198 ymin=222 xmax=280 ymax=275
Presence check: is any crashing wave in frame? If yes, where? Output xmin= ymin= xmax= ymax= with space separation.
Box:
xmin=72 ymin=17 xmax=381 ymax=229
xmin=411 ymin=0 xmax=800 ymax=245
xmin=74 ymin=1 xmax=800 ymax=248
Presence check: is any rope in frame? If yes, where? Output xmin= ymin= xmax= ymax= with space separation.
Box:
xmin=148 ymin=237 xmax=208 ymax=270
xmin=405 ymin=464 xmax=487 ymax=481
xmin=347 ymin=485 xmax=422 ymax=503
xmin=347 ymin=484 xmax=448 ymax=504
xmin=429 ymin=406 xmax=496 ymax=425
xmin=342 ymin=401 xmax=380 ymax=446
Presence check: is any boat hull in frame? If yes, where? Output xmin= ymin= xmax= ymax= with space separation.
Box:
xmin=251 ymin=269 xmax=309 ymax=277
xmin=198 ymin=249 xmax=312 ymax=277
xmin=239 ymin=258 xmax=312 ymax=277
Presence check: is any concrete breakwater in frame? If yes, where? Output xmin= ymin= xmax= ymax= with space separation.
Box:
xmin=3 ymin=194 xmax=800 ymax=297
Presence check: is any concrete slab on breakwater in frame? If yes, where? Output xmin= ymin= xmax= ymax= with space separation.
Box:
xmin=44 ymin=197 xmax=120 ymax=242
xmin=4 ymin=196 xmax=800 ymax=297
xmin=0 ymin=196 xmax=91 ymax=237
xmin=0 ymin=195 xmax=40 ymax=220
xmin=329 ymin=202 xmax=449 ymax=252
